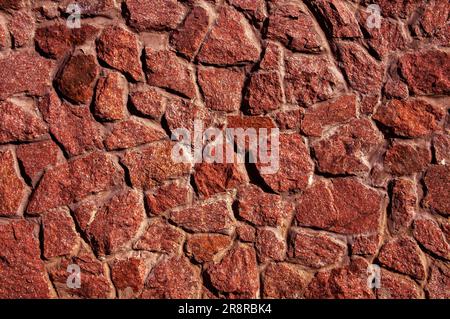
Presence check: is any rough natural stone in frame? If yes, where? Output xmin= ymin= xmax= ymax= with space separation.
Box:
xmin=236 ymin=223 xmax=256 ymax=243
xmin=262 ymin=263 xmax=310 ymax=299
xmin=16 ymin=140 xmax=60 ymax=182
xmin=390 ymin=178 xmax=416 ymax=234
xmin=129 ymin=87 xmax=166 ymax=119
xmin=260 ymin=41 xmax=282 ymax=71
xmin=351 ymin=233 xmax=380 ymax=256
xmin=229 ymin=0 xmax=266 ymax=22
xmin=383 ymin=78 xmax=409 ymax=99
xmin=0 ymin=150 xmax=26 ymax=217
xmin=255 ymin=228 xmax=286 ymax=263
xmin=245 ymin=71 xmax=283 ymax=115
xmin=97 ymin=26 xmax=143 ymax=82
xmin=274 ymin=109 xmax=303 ymax=131
xmin=413 ymin=219 xmax=449 ymax=259
xmin=134 ymin=218 xmax=184 ymax=254
xmin=384 ymin=141 xmax=431 ymax=176
xmin=433 ymin=134 xmax=450 ymax=165
xmin=0 ymin=21 xmax=9 ymax=49
xmin=361 ymin=0 xmax=419 ymax=19
xmin=146 ymin=181 xmax=190 ymax=215
xmin=376 ymin=269 xmax=422 ymax=299
xmin=186 ymin=234 xmax=232 ymax=263
xmin=8 ymin=11 xmax=34 ymax=48
xmin=426 ymin=261 xmax=450 ymax=299
xmin=59 ymin=0 xmax=118 ymax=17
xmin=423 ymin=165 xmax=450 ymax=216
xmin=94 ymin=71 xmax=128 ymax=121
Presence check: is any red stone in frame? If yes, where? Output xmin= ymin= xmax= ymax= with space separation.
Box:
xmin=198 ymin=66 xmax=245 ymax=112
xmin=27 ymin=152 xmax=122 ymax=214
xmin=255 ymin=228 xmax=286 ymax=263
xmin=124 ymin=0 xmax=187 ymax=32
xmin=145 ymin=48 xmax=196 ymax=98
xmin=165 ymin=99 xmax=212 ymax=138
xmin=0 ymin=220 xmax=52 ymax=298
xmin=186 ymin=234 xmax=232 ymax=263
xmin=170 ymin=198 xmax=235 ymax=234
xmin=130 ymin=87 xmax=166 ymax=120
xmin=274 ymin=109 xmax=303 ymax=131
xmin=8 ymin=11 xmax=34 ymax=47
xmin=433 ymin=134 xmax=450 ymax=165
xmin=104 ymin=118 xmax=166 ymax=150
xmin=262 ymin=263 xmax=310 ymax=299
xmin=245 ymin=71 xmax=283 ymax=115
xmin=288 ymin=228 xmax=346 ymax=268
xmin=373 ymin=99 xmax=444 ymax=138
xmin=260 ymin=41 xmax=282 ymax=71
xmin=362 ymin=0 xmax=419 ymax=19
xmin=390 ymin=178 xmax=416 ymax=234
xmin=227 ymin=115 xmax=276 ymax=131
xmin=42 ymin=207 xmax=79 ymax=258
xmin=141 ymin=256 xmax=201 ymax=299
xmin=230 ymin=0 xmax=265 ymax=22
xmin=0 ymin=150 xmax=26 ymax=217
xmin=384 ymin=141 xmax=431 ymax=176
xmin=383 ymin=78 xmax=409 ymax=99
xmin=301 ymin=94 xmax=357 ymax=137
xmin=134 ymin=218 xmax=184 ymax=254
xmin=267 ymin=0 xmax=323 ymax=52
xmin=16 ymin=140 xmax=60 ymax=182
xmin=296 ymin=178 xmax=383 ymax=235
xmin=0 ymin=21 xmax=9 ymax=49
xmin=97 ymin=26 xmax=143 ymax=82
xmin=59 ymin=0 xmax=118 ymax=17
xmin=236 ymin=223 xmax=256 ymax=243
xmin=378 ymin=236 xmax=426 ymax=280
xmin=413 ymin=219 xmax=449 ymax=259
xmin=56 ymin=53 xmax=99 ymax=104
xmin=423 ymin=165 xmax=450 ymax=216
xmin=426 ymin=261 xmax=450 ymax=299
xmin=206 ymin=245 xmax=259 ymax=298
xmin=94 ymin=71 xmax=128 ymax=121
xmin=146 ymin=181 xmax=191 ymax=215
xmin=411 ymin=0 xmax=449 ymax=46
xmin=376 ymin=269 xmax=422 ymax=299
xmin=284 ymin=53 xmax=344 ymax=106
xmin=351 ymin=233 xmax=380 ymax=256
xmin=197 ymin=6 xmax=261 ymax=65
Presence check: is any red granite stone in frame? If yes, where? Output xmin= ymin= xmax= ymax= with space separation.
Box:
xmin=390 ymin=178 xmax=416 ymax=234
xmin=433 ymin=134 xmax=450 ymax=165
xmin=236 ymin=223 xmax=256 ymax=243
xmin=262 ymin=263 xmax=310 ymax=299
xmin=145 ymin=181 xmax=191 ymax=215
xmin=274 ymin=109 xmax=303 ymax=131
xmin=426 ymin=261 xmax=450 ymax=299
xmin=245 ymin=71 xmax=283 ymax=115
xmin=255 ymin=228 xmax=286 ymax=263
xmin=186 ymin=234 xmax=232 ymax=263
xmin=376 ymin=269 xmax=422 ymax=299
xmin=8 ymin=10 xmax=34 ymax=47
xmin=413 ymin=219 xmax=449 ymax=259
xmin=351 ymin=233 xmax=380 ymax=256
xmin=59 ymin=0 xmax=118 ymax=17
xmin=16 ymin=140 xmax=60 ymax=182
xmin=423 ymin=165 xmax=450 ymax=216
xmin=94 ymin=71 xmax=128 ymax=121
xmin=384 ymin=141 xmax=431 ymax=176
xmin=0 ymin=150 xmax=26 ymax=217
xmin=130 ymin=87 xmax=166 ymax=119
xmin=134 ymin=218 xmax=184 ymax=254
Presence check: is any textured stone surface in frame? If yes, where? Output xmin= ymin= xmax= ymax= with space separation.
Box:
xmin=245 ymin=71 xmax=283 ymax=115
xmin=145 ymin=181 xmax=190 ymax=215
xmin=426 ymin=261 xmax=450 ymax=299
xmin=433 ymin=134 xmax=450 ymax=165
xmin=423 ymin=165 xmax=450 ymax=216
xmin=384 ymin=142 xmax=431 ymax=176
xmin=413 ymin=219 xmax=449 ymax=259
xmin=9 ymin=11 xmax=34 ymax=48
xmin=376 ymin=269 xmax=422 ymax=299
xmin=94 ymin=71 xmax=128 ymax=121
xmin=186 ymin=234 xmax=232 ymax=263
xmin=262 ymin=263 xmax=310 ymax=299
xmin=390 ymin=178 xmax=416 ymax=234
xmin=256 ymin=228 xmax=286 ymax=263
xmin=129 ymin=87 xmax=166 ymax=119
xmin=0 ymin=150 xmax=26 ymax=217
xmin=16 ymin=140 xmax=60 ymax=182
xmin=134 ymin=218 xmax=184 ymax=254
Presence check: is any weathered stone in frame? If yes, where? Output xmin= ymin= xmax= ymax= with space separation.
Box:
xmin=105 ymin=119 xmax=166 ymax=150
xmin=433 ymin=134 xmax=450 ymax=165
xmin=361 ymin=0 xmax=419 ymax=19
xmin=145 ymin=48 xmax=196 ymax=98
xmin=198 ymin=66 xmax=245 ymax=112
xmin=227 ymin=115 xmax=276 ymax=131
xmin=274 ymin=109 xmax=303 ymax=131
xmin=0 ymin=21 xmax=9 ymax=49
xmin=124 ymin=0 xmax=187 ymax=32
xmin=186 ymin=234 xmax=232 ymax=263
xmin=0 ymin=220 xmax=52 ymax=298
xmin=0 ymin=150 xmax=26 ymax=217
xmin=296 ymin=178 xmax=383 ymax=235
xmin=9 ymin=11 xmax=34 ymax=48
xmin=267 ymin=0 xmax=323 ymax=52
xmin=423 ymin=165 xmax=450 ymax=216
xmin=56 ymin=53 xmax=99 ymax=104
xmin=255 ymin=228 xmax=286 ymax=263
xmin=197 ymin=6 xmax=261 ymax=65
xmin=288 ymin=228 xmax=346 ymax=268
xmin=130 ymin=87 xmax=166 ymax=119
xmin=236 ymin=223 xmax=256 ymax=243
xmin=134 ymin=218 xmax=184 ymax=254
xmin=260 ymin=41 xmax=282 ymax=71
xmin=376 ymin=269 xmax=422 ymax=299
xmin=383 ymin=78 xmax=409 ymax=99
xmin=285 ymin=53 xmax=344 ymax=106
xmin=86 ymin=189 xmax=145 ymax=256
xmin=141 ymin=256 xmax=201 ymax=299
xmin=262 ymin=263 xmax=310 ymax=299
xmin=237 ymin=184 xmax=288 ymax=227
xmin=378 ymin=236 xmax=426 ymax=280
xmin=390 ymin=178 xmax=416 ymax=234
xmin=351 ymin=233 xmax=380 ymax=256
xmin=373 ymin=99 xmax=444 ymax=138
xmin=0 ymin=51 xmax=54 ymax=100
xmin=336 ymin=42 xmax=384 ymax=94
xmin=313 ymin=119 xmax=382 ymax=175
xmin=146 ymin=181 xmax=190 ymax=215
xmin=94 ymin=72 xmax=128 ymax=121
xmin=206 ymin=245 xmax=259 ymax=298
xmin=411 ymin=0 xmax=450 ymax=46
xmin=165 ymin=99 xmax=212 ymax=138
xmin=60 ymin=0 xmax=118 ymax=17
xmin=16 ymin=140 xmax=60 ymax=182
xmin=42 ymin=207 xmax=79 ymax=258
xmin=360 ymin=94 xmax=380 ymax=115
xmin=245 ymin=71 xmax=283 ymax=115
xmin=0 ymin=101 xmax=47 ymax=143
xmin=301 ymin=94 xmax=357 ymax=137
xmin=27 ymin=152 xmax=122 ymax=214
xmin=229 ymin=0 xmax=266 ymax=22
xmin=97 ymin=26 xmax=143 ymax=81
xmin=426 ymin=261 xmax=450 ymax=299
xmin=170 ymin=5 xmax=210 ymax=60
xmin=170 ymin=198 xmax=234 ymax=234
xmin=384 ymin=142 xmax=431 ymax=176
xmin=38 ymin=93 xmax=103 ymax=157
xmin=399 ymin=50 xmax=450 ymax=95
xmin=413 ymin=219 xmax=449 ymax=259
xmin=122 ymin=140 xmax=191 ymax=189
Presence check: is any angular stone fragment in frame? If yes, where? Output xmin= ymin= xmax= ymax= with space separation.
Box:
xmin=274 ymin=109 xmax=303 ymax=131
xmin=146 ymin=181 xmax=190 ymax=215
xmin=423 ymin=165 xmax=450 ymax=216
xmin=124 ymin=0 xmax=187 ymax=32
xmin=361 ymin=0 xmax=419 ymax=19
xmin=122 ymin=140 xmax=191 ymax=189
xmin=301 ymin=94 xmax=357 ymax=136
xmin=255 ymin=228 xmax=286 ymax=262
xmin=0 ymin=150 xmax=26 ymax=217
xmin=197 ymin=6 xmax=261 ymax=65
xmin=170 ymin=5 xmax=210 ymax=60
xmin=42 ymin=207 xmax=80 ymax=258
xmin=0 ymin=220 xmax=51 ymax=298
xmin=197 ymin=66 xmax=245 ymax=112
xmin=284 ymin=53 xmax=344 ymax=106
xmin=336 ymin=42 xmax=384 ymax=94
xmin=433 ymin=134 xmax=450 ymax=165
xmin=60 ymin=0 xmax=118 ymax=17
xmin=130 ymin=87 xmax=166 ymax=119
xmin=376 ymin=269 xmax=422 ymax=299
xmin=413 ymin=219 xmax=449 ymax=259
xmin=0 ymin=51 xmax=54 ymax=100
xmin=94 ymin=72 xmax=128 ymax=121
xmin=390 ymin=178 xmax=416 ymax=234
xmin=267 ymin=0 xmax=323 ymax=52
xmin=0 ymin=21 xmax=9 ymax=49
xmin=0 ymin=101 xmax=47 ymax=143
xmin=27 ymin=152 xmax=122 ymax=214
xmin=105 ymin=119 xmax=166 ymax=150
xmin=8 ymin=11 xmax=34 ymax=47
xmin=245 ymin=71 xmax=283 ymax=115
xmin=383 ymin=78 xmax=409 ymax=99
xmin=296 ymin=178 xmax=383 ymax=235
xmin=165 ymin=99 xmax=212 ymax=138
xmin=313 ymin=119 xmax=382 ymax=175
xmin=378 ymin=236 xmax=426 ymax=280
xmin=373 ymin=99 xmax=444 ymax=138
xmin=134 ymin=219 xmax=184 ymax=254
xmin=170 ymin=198 xmax=234 ymax=234
xmin=227 ymin=115 xmax=276 ymax=131
xmin=16 ymin=140 xmax=60 ymax=182
xmin=260 ymin=41 xmax=282 ymax=71
xmin=411 ymin=0 xmax=449 ymax=46
xmin=262 ymin=263 xmax=310 ymax=299
xmin=399 ymin=50 xmax=450 ymax=95
xmin=206 ymin=245 xmax=259 ymax=298
xmin=236 ymin=223 xmax=256 ymax=243
xmin=426 ymin=261 xmax=450 ymax=299
xmin=141 ymin=256 xmax=201 ymax=299
xmin=384 ymin=142 xmax=431 ymax=176
xmin=350 ymin=233 xmax=380 ymax=256
xmin=186 ymin=234 xmax=232 ymax=263
xmin=56 ymin=53 xmax=99 ymax=104
xmin=145 ymin=48 xmax=196 ymax=98
xmin=97 ymin=26 xmax=143 ymax=81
